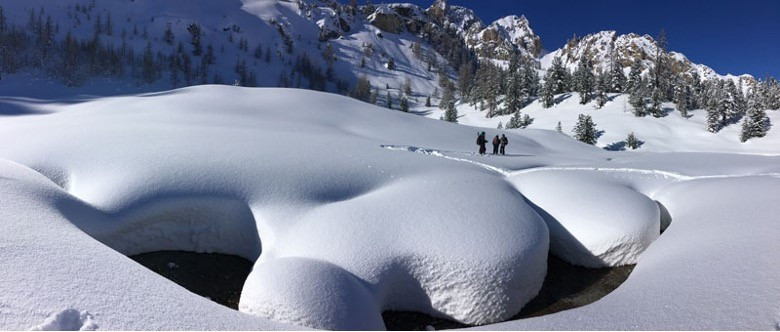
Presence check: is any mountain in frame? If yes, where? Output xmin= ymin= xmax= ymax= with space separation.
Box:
xmin=0 ymin=0 xmax=776 ymax=145
xmin=540 ymin=30 xmax=755 ymax=87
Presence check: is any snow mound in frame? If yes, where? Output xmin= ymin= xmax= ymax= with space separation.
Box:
xmin=29 ymin=309 xmax=97 ymax=331
xmin=509 ymin=170 xmax=660 ymax=267
xmin=240 ymin=257 xmax=384 ymax=330
xmin=2 ymin=86 xmax=779 ymax=329
xmin=0 ymin=86 xmax=558 ymax=329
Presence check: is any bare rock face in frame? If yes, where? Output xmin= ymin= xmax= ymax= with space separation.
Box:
xmin=368 ymin=4 xmax=428 ymax=34
xmin=369 ymin=9 xmax=404 ymax=33
xmin=465 ymin=15 xmax=542 ymax=61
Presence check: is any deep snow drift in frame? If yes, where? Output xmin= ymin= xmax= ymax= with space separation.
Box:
xmin=0 ymin=86 xmax=779 ymax=330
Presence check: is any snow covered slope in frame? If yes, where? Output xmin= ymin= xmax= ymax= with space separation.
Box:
xmin=1 ymin=86 xmax=779 ymax=330
xmin=425 ymin=93 xmax=780 ymax=155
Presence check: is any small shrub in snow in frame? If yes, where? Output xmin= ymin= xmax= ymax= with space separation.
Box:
xmin=626 ymin=132 xmax=639 ymax=150
xmin=505 ymin=111 xmax=532 ymax=129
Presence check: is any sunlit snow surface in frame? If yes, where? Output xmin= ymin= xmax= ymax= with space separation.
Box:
xmin=1 ymin=87 xmax=779 ymax=330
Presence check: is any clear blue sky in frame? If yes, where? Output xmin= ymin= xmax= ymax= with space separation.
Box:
xmin=366 ymin=0 xmax=780 ymax=78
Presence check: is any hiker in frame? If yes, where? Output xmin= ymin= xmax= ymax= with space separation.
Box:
xmin=476 ymin=132 xmax=487 ymax=155
xmin=500 ymin=134 xmax=508 ymax=155
xmin=492 ymin=135 xmax=500 ymax=155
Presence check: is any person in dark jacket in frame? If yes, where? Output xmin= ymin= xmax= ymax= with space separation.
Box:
xmin=492 ymin=135 xmax=500 ymax=155
xmin=500 ymin=134 xmax=508 ymax=155
xmin=476 ymin=132 xmax=487 ymax=155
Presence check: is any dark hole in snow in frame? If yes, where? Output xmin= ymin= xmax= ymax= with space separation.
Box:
xmin=129 ymin=251 xmax=635 ymax=329
xmin=130 ymin=251 xmax=253 ymax=310
xmin=656 ymin=200 xmax=673 ymax=234
xmin=383 ymin=254 xmax=635 ymax=331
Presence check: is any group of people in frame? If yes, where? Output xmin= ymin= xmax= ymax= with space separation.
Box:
xmin=476 ymin=132 xmax=508 ymax=155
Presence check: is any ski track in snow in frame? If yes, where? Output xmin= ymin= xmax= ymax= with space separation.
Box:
xmin=381 ymin=144 xmax=780 ymax=181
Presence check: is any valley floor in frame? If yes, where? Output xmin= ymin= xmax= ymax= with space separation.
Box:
xmin=0 ymin=86 xmax=778 ymax=330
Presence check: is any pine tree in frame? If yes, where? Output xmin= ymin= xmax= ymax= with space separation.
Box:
xmin=505 ymin=110 xmax=523 ymax=129
xmin=572 ymin=114 xmax=598 ymax=145
xmin=164 ymin=22 xmax=174 ymax=45
xmin=649 ymin=86 xmax=664 ymax=117
xmin=740 ymin=89 xmax=770 ymax=142
xmin=595 ymin=71 xmax=608 ymax=109
xmin=370 ymin=88 xmax=378 ymax=104
xmin=503 ymin=55 xmax=523 ymax=116
xmin=627 ymin=58 xmax=643 ymax=94
xmin=386 ymin=57 xmax=395 ymax=70
xmin=706 ymin=107 xmax=722 ymax=133
xmin=141 ymin=42 xmax=156 ymax=84
xmin=204 ymin=44 xmax=215 ymax=65
xmin=521 ymin=114 xmax=534 ymax=128
xmin=674 ymin=79 xmax=691 ymax=118
xmin=254 ymin=45 xmax=263 ymax=59
xmin=548 ymin=56 xmax=570 ymax=94
xmin=425 ymin=95 xmax=431 ymax=107
xmin=497 ymin=121 xmax=503 ymax=129
xmin=630 ymin=79 xmax=648 ymax=117
xmin=442 ymin=97 xmax=458 ymax=123
xmin=386 ymin=90 xmax=393 ymax=109
xmin=352 ymin=75 xmax=372 ymax=102
xmin=403 ymin=77 xmax=412 ymax=96
xmin=400 ymin=96 xmax=409 ymax=112
xmin=187 ymin=23 xmax=202 ymax=56
xmin=521 ymin=58 xmax=540 ymax=101
xmin=458 ymin=62 xmax=475 ymax=101
xmin=626 ymin=132 xmax=639 ymax=150
xmin=440 ymin=80 xmax=455 ymax=112
xmin=105 ymin=12 xmax=113 ymax=36
xmin=608 ymin=49 xmax=626 ymax=93
xmin=574 ymin=54 xmax=595 ymax=104
xmin=555 ymin=121 xmax=562 ymax=132
xmin=541 ymin=72 xmax=556 ymax=108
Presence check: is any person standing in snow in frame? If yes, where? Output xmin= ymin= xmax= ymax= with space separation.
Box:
xmin=500 ymin=134 xmax=508 ymax=155
xmin=476 ymin=132 xmax=487 ymax=155
xmin=492 ymin=135 xmax=500 ymax=155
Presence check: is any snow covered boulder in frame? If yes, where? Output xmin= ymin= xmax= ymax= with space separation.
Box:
xmin=510 ymin=170 xmax=660 ymax=267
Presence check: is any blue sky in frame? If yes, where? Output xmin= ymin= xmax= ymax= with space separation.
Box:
xmin=368 ymin=0 xmax=780 ymax=78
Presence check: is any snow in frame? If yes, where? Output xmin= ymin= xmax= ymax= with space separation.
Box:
xmin=29 ymin=309 xmax=98 ymax=331
xmin=424 ymin=93 xmax=780 ymax=155
xmin=0 ymin=86 xmax=780 ymax=330
xmin=508 ymin=170 xmax=661 ymax=267
xmin=483 ymin=175 xmax=780 ymax=330
xmin=1 ymin=86 xmax=779 ymax=330
xmin=0 ymin=86 xmax=555 ymax=329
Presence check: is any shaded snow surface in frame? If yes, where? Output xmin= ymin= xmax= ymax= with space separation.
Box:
xmin=0 ymin=86 xmax=778 ymax=330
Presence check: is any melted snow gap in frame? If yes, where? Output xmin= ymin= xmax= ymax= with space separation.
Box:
xmin=383 ymin=254 xmax=636 ymax=330
xmin=130 ymin=251 xmax=254 ymax=310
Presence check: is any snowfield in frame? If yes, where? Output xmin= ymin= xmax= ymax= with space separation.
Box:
xmin=425 ymin=93 xmax=780 ymax=155
xmin=0 ymin=86 xmax=779 ymax=330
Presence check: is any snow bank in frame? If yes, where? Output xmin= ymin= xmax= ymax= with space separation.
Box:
xmin=484 ymin=176 xmax=780 ymax=330
xmin=0 ymin=86 xmax=557 ymax=329
xmin=509 ymin=170 xmax=660 ymax=267
xmin=1 ymin=86 xmax=778 ymax=330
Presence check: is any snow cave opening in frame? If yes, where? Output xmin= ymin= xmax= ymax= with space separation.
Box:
xmin=80 ymin=196 xmax=263 ymax=310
